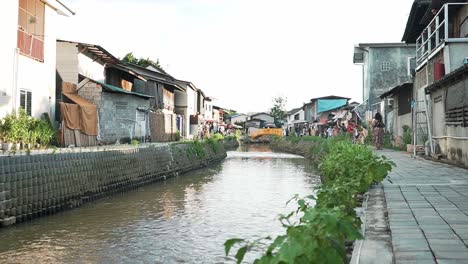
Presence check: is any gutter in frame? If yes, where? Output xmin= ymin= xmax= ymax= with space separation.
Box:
xmin=55 ymin=0 xmax=76 ymax=15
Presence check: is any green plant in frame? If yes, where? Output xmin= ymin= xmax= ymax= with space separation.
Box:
xmin=131 ymin=139 xmax=139 ymax=146
xmin=205 ymin=137 xmax=221 ymax=153
xmin=211 ymin=133 xmax=224 ymax=141
xmin=402 ymin=125 xmax=412 ymax=145
xmin=226 ymin=137 xmax=395 ymax=263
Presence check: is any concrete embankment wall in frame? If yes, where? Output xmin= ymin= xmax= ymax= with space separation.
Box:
xmin=270 ymin=139 xmax=318 ymax=160
xmin=0 ymin=142 xmax=226 ymax=227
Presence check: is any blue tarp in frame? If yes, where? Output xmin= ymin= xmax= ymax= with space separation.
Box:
xmin=317 ymin=99 xmax=347 ymax=113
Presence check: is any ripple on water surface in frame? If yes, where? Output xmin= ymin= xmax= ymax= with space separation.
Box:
xmin=0 ymin=146 xmax=320 ymax=263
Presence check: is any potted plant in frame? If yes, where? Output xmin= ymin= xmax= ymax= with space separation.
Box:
xmin=402 ymin=125 xmax=413 ymax=153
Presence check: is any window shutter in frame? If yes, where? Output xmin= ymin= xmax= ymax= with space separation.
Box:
xmin=20 ymin=91 xmax=26 ymax=111
xmin=26 ymin=91 xmax=32 ymax=115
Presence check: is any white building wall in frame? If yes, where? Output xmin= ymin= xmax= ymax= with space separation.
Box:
xmin=77 ymin=53 xmax=105 ymax=82
xmin=16 ymin=5 xmax=58 ymax=123
xmin=56 ymin=41 xmax=79 ymax=83
xmin=204 ymin=100 xmax=213 ymax=120
xmin=0 ymin=0 xmax=21 ymax=118
xmin=0 ymin=0 xmax=69 ymax=126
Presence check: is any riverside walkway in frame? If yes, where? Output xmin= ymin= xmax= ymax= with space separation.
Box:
xmin=355 ymin=149 xmax=468 ymax=264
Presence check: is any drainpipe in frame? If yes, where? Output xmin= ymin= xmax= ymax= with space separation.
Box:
xmin=12 ymin=48 xmax=19 ymax=114
xmin=362 ymin=65 xmax=365 ymax=107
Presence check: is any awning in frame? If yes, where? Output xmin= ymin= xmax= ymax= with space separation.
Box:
xmin=317 ymin=99 xmax=348 ymax=113
xmin=380 ymin=81 xmax=413 ymax=99
xmin=93 ymin=80 xmax=154 ymax=99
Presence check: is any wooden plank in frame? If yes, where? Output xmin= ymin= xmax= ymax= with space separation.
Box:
xmin=74 ymin=130 xmax=81 ymax=147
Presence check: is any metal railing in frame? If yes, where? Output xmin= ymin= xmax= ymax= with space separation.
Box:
xmin=416 ymin=3 xmax=468 ymax=66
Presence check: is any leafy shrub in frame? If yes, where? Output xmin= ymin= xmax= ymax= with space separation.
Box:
xmin=211 ymin=133 xmax=224 ymax=141
xmin=0 ymin=109 xmax=56 ymax=148
xmin=402 ymin=125 xmax=412 ymax=145
xmin=226 ymin=137 xmax=394 ymax=263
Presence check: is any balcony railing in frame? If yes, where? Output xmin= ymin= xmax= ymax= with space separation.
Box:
xmin=416 ymin=3 xmax=468 ymax=66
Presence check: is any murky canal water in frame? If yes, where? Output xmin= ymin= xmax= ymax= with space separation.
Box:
xmin=0 ymin=145 xmax=320 ymax=263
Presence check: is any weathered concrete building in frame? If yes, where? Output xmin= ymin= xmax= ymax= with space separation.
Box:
xmin=56 ymin=40 xmax=119 ymax=120
xmin=303 ymin=95 xmax=350 ymax=125
xmin=285 ymin=107 xmax=306 ymax=129
xmin=379 ymin=82 xmax=413 ymax=142
xmin=174 ymin=80 xmax=198 ymax=139
xmin=0 ymin=0 xmax=73 ymax=123
xmin=353 ymin=43 xmax=416 ymax=120
xmin=402 ymin=0 xmax=468 ymax=166
xmin=56 ymin=41 xmax=152 ymax=145
xmin=77 ymin=80 xmax=152 ymax=143
xmin=249 ymin=112 xmax=275 ymax=124
xmin=228 ymin=113 xmax=248 ymax=125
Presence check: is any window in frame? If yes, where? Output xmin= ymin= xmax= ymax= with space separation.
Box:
xmin=20 ymin=90 xmax=32 ymax=116
xmin=18 ymin=0 xmax=45 ymax=62
xmin=136 ymin=111 xmax=145 ymax=121
xmin=115 ymin=101 xmax=128 ymax=115
xmin=380 ymin=62 xmax=391 ymax=71
xmin=294 ymin=113 xmax=300 ymax=120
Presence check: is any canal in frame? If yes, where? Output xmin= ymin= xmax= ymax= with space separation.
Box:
xmin=0 ymin=145 xmax=320 ymax=263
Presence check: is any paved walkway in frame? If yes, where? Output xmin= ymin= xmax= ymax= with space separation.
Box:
xmin=356 ymin=149 xmax=468 ymax=264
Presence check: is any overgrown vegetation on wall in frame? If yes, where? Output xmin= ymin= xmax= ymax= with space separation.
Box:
xmin=225 ymin=136 xmax=394 ymax=264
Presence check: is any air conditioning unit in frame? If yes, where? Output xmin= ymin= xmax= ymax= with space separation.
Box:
xmin=407 ymin=57 xmax=416 ymax=78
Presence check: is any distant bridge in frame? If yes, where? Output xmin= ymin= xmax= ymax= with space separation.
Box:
xmin=250 ymin=128 xmax=283 ymax=139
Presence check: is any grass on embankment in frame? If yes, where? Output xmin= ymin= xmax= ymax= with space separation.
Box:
xmin=225 ymin=136 xmax=394 ymax=264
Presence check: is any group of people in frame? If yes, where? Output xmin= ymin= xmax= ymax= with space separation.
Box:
xmin=282 ymin=111 xmax=386 ymax=150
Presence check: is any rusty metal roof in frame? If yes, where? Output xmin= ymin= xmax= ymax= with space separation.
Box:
xmin=57 ymin=39 xmax=120 ymax=64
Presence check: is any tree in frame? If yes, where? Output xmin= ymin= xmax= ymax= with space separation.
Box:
xmin=122 ymin=52 xmax=163 ymax=70
xmin=270 ymin=96 xmax=287 ymax=128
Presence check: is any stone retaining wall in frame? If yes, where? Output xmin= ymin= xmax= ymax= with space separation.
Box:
xmin=0 ymin=142 xmax=226 ymax=227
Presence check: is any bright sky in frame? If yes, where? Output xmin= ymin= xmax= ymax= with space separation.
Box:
xmin=57 ymin=0 xmax=414 ymax=113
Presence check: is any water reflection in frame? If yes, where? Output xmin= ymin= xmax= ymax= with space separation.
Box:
xmin=0 ymin=146 xmax=320 ymax=263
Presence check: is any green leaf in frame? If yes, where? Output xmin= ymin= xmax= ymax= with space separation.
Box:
xmin=235 ymin=246 xmax=248 ymax=264
xmin=224 ymin=238 xmax=244 ymax=256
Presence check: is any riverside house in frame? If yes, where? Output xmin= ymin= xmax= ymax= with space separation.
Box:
xmin=402 ymin=0 xmax=468 ymax=166
xmin=353 ymin=43 xmax=416 ymax=121
xmin=0 ymin=0 xmax=74 ymax=123
xmin=174 ymin=80 xmax=199 ymax=139
xmin=106 ymin=63 xmax=185 ymax=142
xmin=303 ymin=95 xmax=350 ymax=125
xmin=285 ymin=107 xmax=306 ymax=131
xmin=56 ymin=40 xmax=152 ymax=146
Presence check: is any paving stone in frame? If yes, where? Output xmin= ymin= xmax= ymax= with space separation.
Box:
xmin=433 ymin=251 xmax=468 ymax=260
xmin=392 ymin=239 xmax=431 ymax=252
xmin=436 ymin=260 xmax=468 ymax=264
xmin=427 ymin=239 xmax=467 ymax=252
xmin=394 ymin=251 xmax=434 ymax=261
xmin=395 ymin=260 xmax=436 ymax=264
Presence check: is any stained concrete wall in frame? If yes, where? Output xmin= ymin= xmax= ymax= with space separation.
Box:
xmin=0 ymin=142 xmax=226 ymax=227
xmin=365 ymin=46 xmax=415 ymax=112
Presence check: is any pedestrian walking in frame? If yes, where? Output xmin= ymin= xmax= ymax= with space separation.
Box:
xmin=372 ymin=113 xmax=385 ymax=150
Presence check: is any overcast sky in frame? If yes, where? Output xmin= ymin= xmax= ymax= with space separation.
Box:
xmin=57 ymin=0 xmax=414 ymax=113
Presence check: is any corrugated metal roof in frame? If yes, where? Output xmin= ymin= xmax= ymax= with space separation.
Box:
xmin=112 ymin=63 xmax=185 ymax=91
xmin=425 ymin=65 xmax=468 ymax=93
xmin=57 ymin=40 xmax=120 ymax=64
xmin=380 ymin=82 xmax=413 ymax=99
xmin=93 ymin=80 xmax=154 ymax=99
xmin=402 ymin=0 xmax=432 ymax=43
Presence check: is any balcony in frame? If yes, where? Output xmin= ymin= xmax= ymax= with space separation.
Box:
xmin=416 ymin=3 xmax=468 ymax=67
